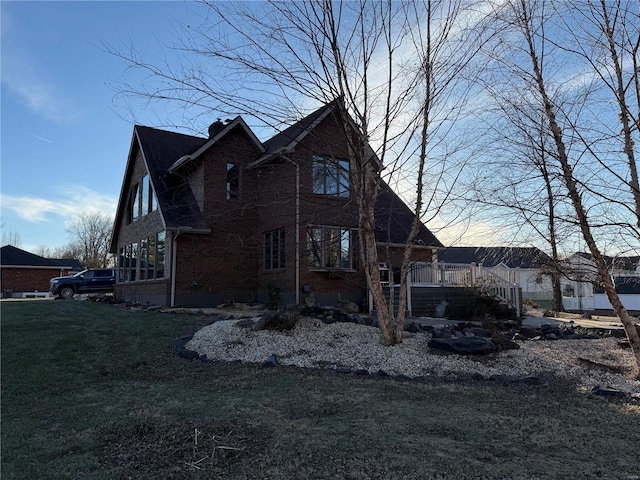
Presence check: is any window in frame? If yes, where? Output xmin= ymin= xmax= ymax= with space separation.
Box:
xmin=118 ymin=247 xmax=125 ymax=282
xmin=119 ymin=232 xmax=165 ymax=283
xmin=264 ymin=228 xmax=285 ymax=270
xmin=308 ymin=226 xmax=357 ymax=270
xmin=146 ymin=236 xmax=155 ymax=280
xmin=141 ymin=175 xmax=149 ymax=216
xmin=130 ymin=242 xmax=138 ymax=281
xmin=156 ymin=232 xmax=165 ymax=278
xmin=313 ymin=155 xmax=350 ymax=197
xmin=127 ymin=176 xmax=156 ymax=224
xmin=227 ymin=163 xmax=239 ymax=200
xmin=148 ymin=177 xmax=156 ymax=213
xmin=140 ymin=238 xmax=149 ymax=280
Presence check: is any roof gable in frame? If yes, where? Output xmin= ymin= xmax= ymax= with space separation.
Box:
xmin=252 ymin=99 xmax=379 ymax=168
xmin=134 ymin=126 xmax=210 ymax=231
xmin=169 ymin=117 xmax=264 ymax=173
xmin=262 ymin=102 xmax=335 ymax=155
xmin=111 ymin=126 xmax=211 ymax=251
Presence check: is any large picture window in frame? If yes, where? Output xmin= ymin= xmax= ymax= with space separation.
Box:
xmin=264 ymin=228 xmax=285 ymax=270
xmin=308 ymin=226 xmax=357 ymax=270
xmin=312 ymin=155 xmax=350 ymax=197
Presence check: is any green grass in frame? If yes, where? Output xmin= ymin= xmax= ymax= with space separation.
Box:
xmin=2 ymin=300 xmax=639 ymax=479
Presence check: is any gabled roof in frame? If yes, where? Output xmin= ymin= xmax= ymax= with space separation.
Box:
xmin=168 ymin=117 xmax=264 ymax=173
xmin=251 ymin=99 xmax=379 ymax=168
xmin=0 ymin=245 xmax=73 ymax=269
xmin=262 ymin=102 xmax=336 ymax=156
xmin=134 ymin=126 xmax=210 ymax=231
xmin=110 ymin=126 xmax=209 ymax=251
xmin=374 ymin=182 xmax=443 ymax=248
xmin=437 ymin=246 xmax=551 ymax=269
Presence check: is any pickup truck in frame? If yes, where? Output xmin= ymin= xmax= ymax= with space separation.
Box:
xmin=50 ymin=268 xmax=116 ymax=299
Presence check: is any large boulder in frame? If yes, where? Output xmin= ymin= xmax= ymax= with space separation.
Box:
xmin=428 ymin=337 xmax=498 ymax=355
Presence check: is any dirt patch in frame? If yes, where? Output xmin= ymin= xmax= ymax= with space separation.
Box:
xmin=101 ymin=419 xmax=269 ymax=476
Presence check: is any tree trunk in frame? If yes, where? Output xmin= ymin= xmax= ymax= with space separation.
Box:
xmin=519 ymin=0 xmax=640 ymax=376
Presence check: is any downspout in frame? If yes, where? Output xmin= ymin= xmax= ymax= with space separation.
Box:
xmin=170 ymin=231 xmax=182 ymax=307
xmin=281 ymin=156 xmax=300 ymax=305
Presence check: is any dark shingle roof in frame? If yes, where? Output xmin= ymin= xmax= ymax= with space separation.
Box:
xmin=50 ymin=258 xmax=84 ymax=271
xmin=134 ymin=126 xmax=210 ymax=231
xmin=437 ymin=246 xmax=551 ymax=269
xmin=1 ymin=245 xmax=72 ymax=268
xmin=374 ymin=182 xmax=443 ymax=248
xmin=263 ymin=102 xmax=336 ymax=154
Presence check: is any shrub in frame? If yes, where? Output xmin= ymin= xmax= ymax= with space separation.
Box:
xmin=253 ymin=308 xmax=300 ymax=332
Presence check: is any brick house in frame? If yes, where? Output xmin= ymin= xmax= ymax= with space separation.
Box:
xmin=0 ymin=245 xmax=75 ymax=297
xmin=110 ymin=101 xmax=442 ymax=308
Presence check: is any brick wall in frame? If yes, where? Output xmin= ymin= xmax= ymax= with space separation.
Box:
xmin=1 ymin=267 xmax=69 ymax=294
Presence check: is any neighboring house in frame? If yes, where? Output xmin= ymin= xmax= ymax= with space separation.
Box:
xmin=434 ymin=246 xmax=554 ymax=308
xmin=562 ymin=253 xmax=640 ymax=313
xmin=110 ymin=100 xmax=442 ymax=308
xmin=0 ymin=245 xmax=75 ymax=297
xmin=50 ymin=258 xmax=84 ymax=274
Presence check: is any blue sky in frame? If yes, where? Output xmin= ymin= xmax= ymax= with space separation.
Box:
xmin=1 ymin=1 xmax=199 ymax=253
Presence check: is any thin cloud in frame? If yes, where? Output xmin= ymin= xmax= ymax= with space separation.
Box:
xmin=1 ymin=9 xmax=83 ymax=125
xmin=26 ymin=132 xmax=53 ymax=144
xmin=2 ymin=57 xmax=84 ymax=125
xmin=0 ymin=186 xmax=116 ymax=224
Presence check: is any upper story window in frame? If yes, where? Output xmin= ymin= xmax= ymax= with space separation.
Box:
xmin=127 ymin=175 xmax=157 ymax=224
xmin=312 ymin=155 xmax=350 ymax=197
xmin=227 ymin=163 xmax=239 ymax=200
xmin=307 ymin=226 xmax=357 ymax=270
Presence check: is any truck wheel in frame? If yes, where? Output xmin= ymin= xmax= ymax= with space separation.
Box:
xmin=59 ymin=286 xmax=75 ymax=299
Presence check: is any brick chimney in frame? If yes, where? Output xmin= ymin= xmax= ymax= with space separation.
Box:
xmin=208 ymin=119 xmax=225 ymax=138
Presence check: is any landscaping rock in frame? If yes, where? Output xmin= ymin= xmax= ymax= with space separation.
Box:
xmin=464 ymin=327 xmax=493 ymax=338
xmin=591 ymin=385 xmax=626 ymax=398
xmin=405 ymin=322 xmax=422 ymax=333
xmin=235 ymin=318 xmax=255 ymax=329
xmin=432 ymin=326 xmax=454 ymax=338
xmin=491 ymin=332 xmax=520 ymax=350
xmin=428 ymin=337 xmax=498 ymax=355
xmin=518 ymin=327 xmax=541 ymax=339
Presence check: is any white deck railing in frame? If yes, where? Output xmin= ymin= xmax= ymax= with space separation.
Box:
xmin=409 ymin=262 xmax=521 ymax=314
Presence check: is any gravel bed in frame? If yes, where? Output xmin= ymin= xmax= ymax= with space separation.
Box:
xmin=186 ymin=316 xmax=640 ymax=395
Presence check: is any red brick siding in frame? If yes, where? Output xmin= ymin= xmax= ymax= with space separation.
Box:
xmin=113 ymin=280 xmax=170 ymax=305
xmin=1 ymin=267 xmax=70 ymax=293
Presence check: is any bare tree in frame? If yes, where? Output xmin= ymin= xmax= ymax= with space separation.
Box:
xmin=67 ymin=212 xmax=113 ymax=268
xmin=107 ymin=0 xmax=488 ymax=345
xmin=491 ymin=0 xmax=640 ymax=374
xmin=1 ymin=230 xmax=22 ymax=248
xmin=552 ymin=0 xmax=640 ymax=232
